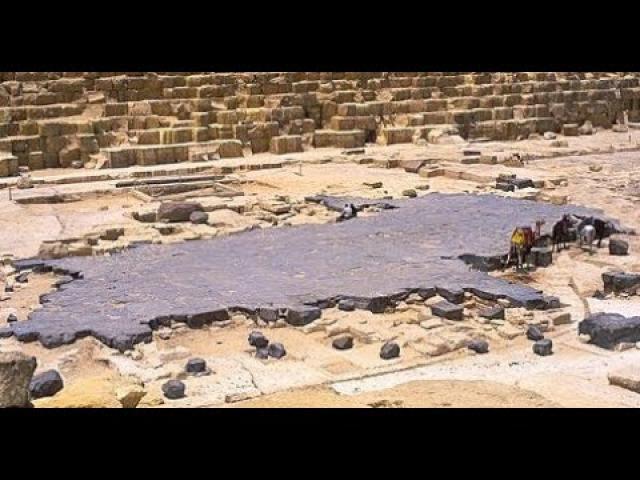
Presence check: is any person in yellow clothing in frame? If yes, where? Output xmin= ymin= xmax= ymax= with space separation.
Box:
xmin=506 ymin=227 xmax=527 ymax=270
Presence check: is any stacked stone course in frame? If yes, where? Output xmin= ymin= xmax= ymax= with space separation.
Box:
xmin=1 ymin=72 xmax=639 ymax=176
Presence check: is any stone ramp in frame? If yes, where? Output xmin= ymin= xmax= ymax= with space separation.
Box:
xmin=8 ymin=193 xmax=603 ymax=351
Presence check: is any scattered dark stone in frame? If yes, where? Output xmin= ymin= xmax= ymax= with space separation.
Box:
xmin=541 ymin=295 xmax=561 ymax=310
xmin=7 ymin=194 xmax=611 ymax=352
xmin=533 ymin=339 xmax=553 ymax=356
xmin=255 ymin=348 xmax=269 ymax=359
xmin=526 ymin=326 xmax=545 ymax=342
xmin=609 ymin=239 xmax=629 ymax=256
xmin=592 ymin=290 xmax=606 ymax=300
xmin=602 ymin=271 xmax=640 ymax=295
xmin=431 ymin=300 xmax=464 ymax=321
xmin=258 ymin=307 xmax=280 ymax=323
xmin=467 ymin=339 xmax=489 ymax=354
xmin=185 ymin=314 xmax=206 ymax=329
xmin=417 ymin=288 xmax=437 ymax=299
xmin=29 ymin=370 xmax=64 ymax=399
xmin=531 ymin=247 xmax=553 ymax=268
xmin=111 ymin=331 xmax=152 ymax=353
xmin=185 ymin=310 xmax=229 ymax=329
xmin=496 ymin=176 xmax=534 ymax=191
xmin=185 ymin=358 xmax=207 ymax=374
xmin=0 ymin=327 xmax=14 ymax=339
xmin=380 ymin=342 xmax=400 ymax=360
xmin=364 ymin=182 xmax=383 ymax=189
xmin=162 ymin=380 xmax=186 ymax=400
xmin=338 ymin=300 xmax=356 ymax=312
xmin=4 ymin=285 xmax=13 ymax=293
xmin=6 ymin=314 xmax=18 ymax=324
xmin=479 ymin=305 xmax=504 ymax=320
xmin=157 ymin=202 xmax=204 ymax=223
xmin=436 ymin=287 xmax=465 ymax=304
xmin=286 ymin=307 xmax=321 ymax=326
xmin=510 ymin=178 xmax=535 ymax=190
xmin=349 ymin=296 xmax=390 ymax=313
xmin=190 ymin=211 xmax=209 ymax=225
xmin=316 ymin=299 xmax=335 ymax=309
xmin=268 ymin=343 xmax=287 ymax=359
xmin=248 ymin=331 xmax=269 ymax=349
xmin=332 ymin=336 xmax=354 ymax=350
xmin=15 ymin=272 xmax=29 ymax=284
xmin=495 ymin=182 xmax=516 ymax=192
xmin=578 ymin=313 xmax=640 ymax=350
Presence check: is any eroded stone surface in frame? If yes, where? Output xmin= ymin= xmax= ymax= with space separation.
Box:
xmin=11 ymin=193 xmax=605 ymax=351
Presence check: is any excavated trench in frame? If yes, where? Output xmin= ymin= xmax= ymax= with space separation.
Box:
xmin=5 ymin=193 xmax=610 ymax=352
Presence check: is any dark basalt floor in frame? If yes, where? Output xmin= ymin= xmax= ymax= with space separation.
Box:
xmin=8 ymin=193 xmax=604 ymax=351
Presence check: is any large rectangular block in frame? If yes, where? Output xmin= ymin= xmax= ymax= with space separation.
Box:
xmin=269 ymin=135 xmax=303 ymax=155
xmin=431 ymin=300 xmax=464 ymax=321
xmin=380 ymin=127 xmax=414 ymax=145
xmin=0 ymin=154 xmax=18 ymax=177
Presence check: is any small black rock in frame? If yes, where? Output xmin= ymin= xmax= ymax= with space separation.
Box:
xmin=248 ymin=331 xmax=269 ymax=349
xmin=431 ymin=300 xmax=464 ymax=321
xmin=162 ymin=380 xmax=186 ymax=400
xmin=578 ymin=312 xmax=640 ymax=350
xmin=526 ymin=326 xmax=545 ymax=342
xmin=190 ymin=211 xmax=209 ymax=225
xmin=4 ymin=285 xmax=13 ymax=293
xmin=338 ymin=300 xmax=356 ymax=312
xmin=6 ymin=313 xmax=18 ymax=323
xmin=286 ymin=306 xmax=322 ymax=326
xmin=185 ymin=358 xmax=207 ymax=374
xmin=541 ymin=296 xmax=561 ymax=310
xmin=533 ymin=339 xmax=553 ymax=356
xmin=0 ymin=327 xmax=13 ymax=339
xmin=256 ymin=348 xmax=269 ymax=359
xmin=29 ymin=370 xmax=64 ymax=399
xmin=258 ymin=307 xmax=279 ymax=323
xmin=468 ymin=339 xmax=489 ymax=354
xmin=609 ymin=239 xmax=629 ymax=256
xmin=332 ymin=336 xmax=354 ymax=350
xmin=15 ymin=272 xmax=29 ymax=284
xmin=268 ymin=343 xmax=287 ymax=359
xmin=479 ymin=305 xmax=504 ymax=320
xmin=380 ymin=342 xmax=400 ymax=360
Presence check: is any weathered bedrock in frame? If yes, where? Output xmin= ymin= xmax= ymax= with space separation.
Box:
xmin=579 ymin=313 xmax=640 ymax=349
xmin=9 ymin=193 xmax=606 ymax=352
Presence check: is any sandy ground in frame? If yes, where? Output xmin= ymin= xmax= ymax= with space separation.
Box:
xmin=2 ymin=130 xmax=640 ymax=408
xmin=233 ymin=380 xmax=556 ymax=408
